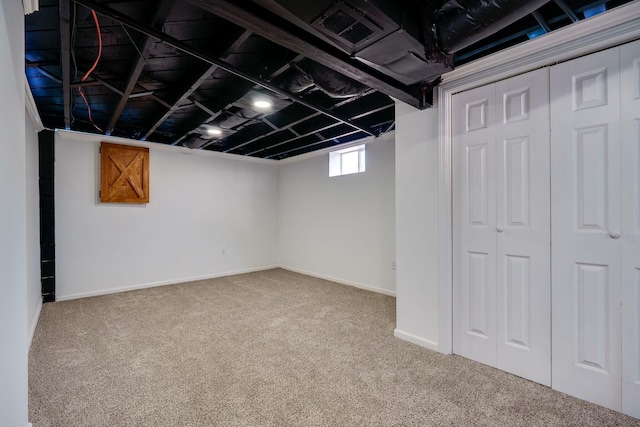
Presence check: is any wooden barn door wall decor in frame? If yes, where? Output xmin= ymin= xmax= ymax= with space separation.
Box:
xmin=100 ymin=142 xmax=149 ymax=203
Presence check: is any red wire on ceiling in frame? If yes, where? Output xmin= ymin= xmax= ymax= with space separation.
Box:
xmin=77 ymin=10 xmax=104 ymax=133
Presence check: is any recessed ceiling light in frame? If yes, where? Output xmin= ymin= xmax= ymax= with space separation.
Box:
xmin=253 ymin=100 xmax=272 ymax=109
xmin=207 ymin=128 xmax=222 ymax=136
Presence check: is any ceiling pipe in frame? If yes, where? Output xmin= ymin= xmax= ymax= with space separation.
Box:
xmin=73 ymin=0 xmax=378 ymax=138
xmin=272 ymin=60 xmax=370 ymax=99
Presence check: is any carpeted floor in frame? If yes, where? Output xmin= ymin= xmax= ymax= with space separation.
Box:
xmin=29 ymin=268 xmax=639 ymax=426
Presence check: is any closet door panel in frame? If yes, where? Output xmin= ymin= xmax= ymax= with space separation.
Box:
xmin=495 ymin=69 xmax=551 ymax=386
xmin=621 ymin=38 xmax=640 ymax=419
xmin=453 ymin=85 xmax=498 ymax=367
xmin=551 ymin=47 xmax=622 ymax=411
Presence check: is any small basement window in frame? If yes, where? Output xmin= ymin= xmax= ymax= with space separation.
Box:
xmin=329 ymin=144 xmax=366 ymax=177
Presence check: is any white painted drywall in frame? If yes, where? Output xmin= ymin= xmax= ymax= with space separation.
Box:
xmin=278 ymin=138 xmax=396 ymax=295
xmin=0 ymin=1 xmax=29 ymax=425
xmin=394 ymin=100 xmax=440 ymax=350
xmin=55 ymin=132 xmax=279 ymax=300
xmin=26 ymin=109 xmax=42 ymax=345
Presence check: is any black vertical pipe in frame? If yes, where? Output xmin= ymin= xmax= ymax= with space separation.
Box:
xmin=39 ymin=130 xmax=55 ymax=303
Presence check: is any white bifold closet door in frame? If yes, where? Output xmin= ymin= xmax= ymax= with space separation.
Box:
xmin=453 ymin=68 xmax=551 ymax=386
xmin=551 ymin=39 xmax=640 ymax=416
xmin=621 ymin=39 xmax=640 ymax=420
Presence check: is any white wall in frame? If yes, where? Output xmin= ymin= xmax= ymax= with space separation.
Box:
xmin=394 ymin=100 xmax=440 ymax=350
xmin=0 ymin=1 xmax=29 ymax=425
xmin=55 ymin=132 xmax=279 ymax=300
xmin=278 ymin=137 xmax=396 ymax=295
xmin=26 ymin=110 xmax=42 ymax=344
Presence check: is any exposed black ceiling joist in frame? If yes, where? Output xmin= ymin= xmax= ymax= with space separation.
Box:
xmin=242 ymin=103 xmax=393 ymax=157
xmin=553 ymin=0 xmax=579 ymax=22
xmin=142 ymin=30 xmax=253 ymax=141
xmin=142 ymin=69 xmax=215 ymax=138
xmin=221 ymin=111 xmax=319 ymax=153
xmin=454 ymin=0 xmax=591 ymax=64
xmin=102 ymin=0 xmax=175 ymax=135
xmin=269 ymin=129 xmax=363 ymax=159
xmin=532 ymin=10 xmax=551 ymax=33
xmin=26 ymin=63 xmax=127 ymax=102
xmin=183 ymin=0 xmax=425 ymax=109
xmin=190 ymin=98 xmax=218 ymax=117
xmin=242 ymin=122 xmax=345 ymax=156
xmin=32 ymin=65 xmax=62 ymax=84
xmin=26 ymin=60 xmax=58 ymax=68
xmin=149 ymin=94 xmax=173 ymax=110
xmin=73 ymin=75 xmax=124 ymax=96
xmin=222 ymin=89 xmax=375 ymax=153
xmin=73 ymin=0 xmax=378 ymax=139
xmin=59 ymin=0 xmax=72 ymax=129
xmin=26 ymin=0 xmax=637 ymax=160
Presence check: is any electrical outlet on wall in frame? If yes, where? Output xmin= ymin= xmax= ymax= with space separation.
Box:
xmin=221 ymin=248 xmax=225 ymax=255
xmin=391 ymin=261 xmax=396 ymax=270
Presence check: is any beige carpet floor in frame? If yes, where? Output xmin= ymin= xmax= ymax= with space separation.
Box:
xmin=29 ymin=268 xmax=639 ymax=426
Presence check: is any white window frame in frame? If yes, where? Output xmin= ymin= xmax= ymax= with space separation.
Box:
xmin=329 ymin=144 xmax=366 ymax=177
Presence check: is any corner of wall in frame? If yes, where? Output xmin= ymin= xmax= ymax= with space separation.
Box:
xmin=277 ymin=140 xmax=396 ymax=295
xmin=28 ymin=299 xmax=42 ymax=350
xmin=393 ymin=328 xmax=439 ymax=352
xmin=26 ymin=100 xmax=43 ymax=349
xmin=279 ymin=265 xmax=396 ymax=297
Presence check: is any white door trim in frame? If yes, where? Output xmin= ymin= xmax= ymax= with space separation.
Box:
xmin=437 ymin=1 xmax=640 ymax=355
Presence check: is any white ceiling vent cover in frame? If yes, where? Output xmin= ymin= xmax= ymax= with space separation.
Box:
xmin=312 ymin=2 xmax=383 ymax=52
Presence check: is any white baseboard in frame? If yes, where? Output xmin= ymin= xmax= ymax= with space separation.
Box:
xmin=55 ymin=265 xmax=396 ymax=302
xmin=394 ymin=328 xmax=439 ymax=352
xmin=278 ymin=265 xmax=396 ymax=297
xmin=56 ymin=265 xmax=280 ymax=301
xmin=28 ymin=299 xmax=42 ymax=350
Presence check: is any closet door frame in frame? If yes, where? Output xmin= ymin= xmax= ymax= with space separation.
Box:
xmin=436 ymin=3 xmax=640 ymax=356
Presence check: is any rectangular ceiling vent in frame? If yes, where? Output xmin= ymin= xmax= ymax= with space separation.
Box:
xmin=312 ymin=2 xmax=384 ymax=53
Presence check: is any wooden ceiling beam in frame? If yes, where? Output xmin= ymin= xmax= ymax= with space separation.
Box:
xmin=183 ymin=0 xmax=423 ymax=108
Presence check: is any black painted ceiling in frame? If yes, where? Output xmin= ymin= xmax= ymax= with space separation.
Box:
xmin=25 ymin=0 xmax=633 ymax=160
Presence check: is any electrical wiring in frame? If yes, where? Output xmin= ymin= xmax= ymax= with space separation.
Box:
xmin=82 ymin=10 xmax=102 ymax=82
xmin=77 ymin=9 xmax=104 ymax=132
xmin=78 ymin=87 xmax=100 ymax=132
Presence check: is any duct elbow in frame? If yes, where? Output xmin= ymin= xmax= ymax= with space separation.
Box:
xmin=272 ymin=60 xmax=370 ymax=98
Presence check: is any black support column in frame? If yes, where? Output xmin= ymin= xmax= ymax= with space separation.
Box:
xmin=39 ymin=130 xmax=55 ymax=302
